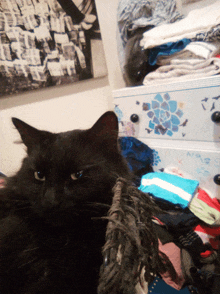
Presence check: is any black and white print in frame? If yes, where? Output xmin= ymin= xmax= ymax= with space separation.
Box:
xmin=0 ymin=0 xmax=105 ymax=96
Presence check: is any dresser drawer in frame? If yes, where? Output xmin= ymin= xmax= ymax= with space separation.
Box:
xmin=114 ymin=76 xmax=220 ymax=142
xmin=141 ymin=139 xmax=220 ymax=198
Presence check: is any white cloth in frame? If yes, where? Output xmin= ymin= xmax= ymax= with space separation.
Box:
xmin=140 ymin=1 xmax=220 ymax=49
xmin=143 ymin=57 xmax=220 ymax=85
xmin=185 ymin=42 xmax=220 ymax=59
xmin=157 ymin=41 xmax=220 ymax=65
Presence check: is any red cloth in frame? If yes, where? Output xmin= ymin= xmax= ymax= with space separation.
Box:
xmin=200 ymin=250 xmax=213 ymax=258
xmin=197 ymin=189 xmax=220 ymax=212
xmin=194 ymin=224 xmax=220 ymax=250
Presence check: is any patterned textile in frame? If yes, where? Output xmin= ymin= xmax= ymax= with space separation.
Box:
xmin=117 ymin=0 xmax=182 ymax=47
xmin=193 ymin=24 xmax=220 ymax=42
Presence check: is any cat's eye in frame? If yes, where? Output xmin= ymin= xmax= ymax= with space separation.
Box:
xmin=34 ymin=171 xmax=46 ymax=181
xmin=71 ymin=171 xmax=83 ymax=180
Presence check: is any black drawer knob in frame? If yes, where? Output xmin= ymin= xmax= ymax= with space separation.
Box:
xmin=130 ymin=114 xmax=139 ymax=123
xmin=211 ymin=111 xmax=220 ymax=123
xmin=214 ymin=174 xmax=220 ymax=185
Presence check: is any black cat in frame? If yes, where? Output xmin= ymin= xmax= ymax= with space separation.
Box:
xmin=0 ymin=111 xmax=132 ymax=294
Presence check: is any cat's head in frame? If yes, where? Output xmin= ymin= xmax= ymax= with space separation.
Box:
xmin=11 ymin=111 xmax=131 ymax=225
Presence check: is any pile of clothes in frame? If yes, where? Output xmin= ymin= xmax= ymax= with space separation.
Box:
xmin=117 ymin=0 xmax=220 ymax=86
xmin=119 ymin=137 xmax=220 ymax=294
xmin=140 ymin=171 xmax=220 ymax=293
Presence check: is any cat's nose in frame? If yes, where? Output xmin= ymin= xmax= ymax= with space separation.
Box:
xmin=42 ymin=188 xmax=60 ymax=207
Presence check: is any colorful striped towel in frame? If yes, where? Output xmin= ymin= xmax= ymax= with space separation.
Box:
xmin=139 ymin=172 xmax=199 ymax=208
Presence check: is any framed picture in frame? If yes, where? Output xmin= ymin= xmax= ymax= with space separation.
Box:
xmin=0 ymin=0 xmax=107 ymax=97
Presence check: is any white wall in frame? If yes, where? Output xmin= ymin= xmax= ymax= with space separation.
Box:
xmin=0 ymin=1 xmax=125 ymax=176
xmin=95 ymin=0 xmax=125 ymax=90
xmin=0 ymin=78 xmax=113 ymax=175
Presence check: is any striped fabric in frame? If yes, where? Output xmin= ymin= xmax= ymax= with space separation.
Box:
xmin=139 ymin=172 xmax=199 ymax=208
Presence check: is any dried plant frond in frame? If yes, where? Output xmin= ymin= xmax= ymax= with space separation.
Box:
xmin=98 ymin=178 xmax=173 ymax=294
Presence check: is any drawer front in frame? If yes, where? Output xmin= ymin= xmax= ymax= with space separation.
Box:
xmin=114 ymin=78 xmax=220 ymax=142
xmin=145 ymin=142 xmax=220 ymax=198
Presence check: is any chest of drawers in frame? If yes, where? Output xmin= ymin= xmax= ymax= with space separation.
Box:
xmin=113 ymin=76 xmax=220 ymax=197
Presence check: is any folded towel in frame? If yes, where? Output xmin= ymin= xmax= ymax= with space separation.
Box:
xmin=143 ymin=57 xmax=220 ymax=85
xmin=139 ymin=172 xmax=199 ymax=208
xmin=140 ymin=1 xmax=220 ymax=49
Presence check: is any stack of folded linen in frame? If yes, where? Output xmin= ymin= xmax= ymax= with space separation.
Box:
xmin=140 ymin=1 xmax=220 ymax=85
xmin=117 ymin=0 xmax=220 ymax=86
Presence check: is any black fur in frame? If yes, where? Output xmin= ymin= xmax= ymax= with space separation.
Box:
xmin=123 ymin=29 xmax=158 ymax=87
xmin=0 ymin=111 xmax=132 ymax=294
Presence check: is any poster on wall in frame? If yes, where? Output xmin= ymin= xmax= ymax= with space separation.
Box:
xmin=0 ymin=0 xmax=107 ymax=97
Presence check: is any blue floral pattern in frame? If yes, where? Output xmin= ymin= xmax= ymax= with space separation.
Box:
xmin=152 ymin=150 xmax=161 ymax=166
xmin=144 ymin=93 xmax=184 ymax=136
xmin=114 ymin=105 xmax=123 ymax=122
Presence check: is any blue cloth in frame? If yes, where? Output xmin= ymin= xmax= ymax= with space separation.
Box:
xmin=119 ymin=137 xmax=154 ymax=186
xmin=139 ymin=172 xmax=199 ymax=208
xmin=148 ymin=39 xmax=191 ymax=65
xmin=148 ymin=276 xmax=191 ymax=294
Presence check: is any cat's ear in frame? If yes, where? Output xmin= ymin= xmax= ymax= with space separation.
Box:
xmin=12 ymin=118 xmax=45 ymax=151
xmin=89 ymin=111 xmax=119 ymax=149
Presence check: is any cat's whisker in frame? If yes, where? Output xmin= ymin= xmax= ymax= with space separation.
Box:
xmin=18 ymin=258 xmax=38 ymax=268
xmin=77 ymin=205 xmax=110 ymax=216
xmin=85 ymin=202 xmax=111 ymax=209
xmin=23 ymin=247 xmax=39 ymax=253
